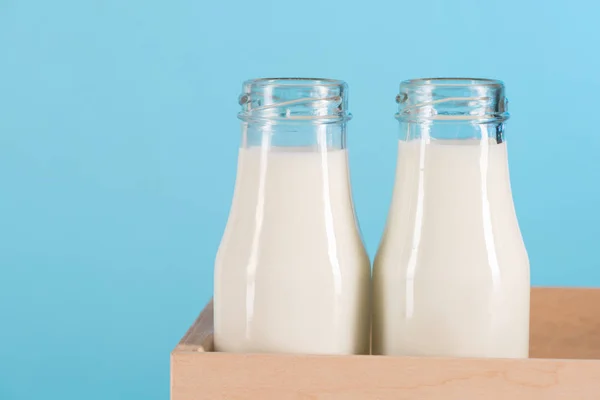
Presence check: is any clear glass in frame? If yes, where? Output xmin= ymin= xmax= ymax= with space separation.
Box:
xmin=214 ymin=78 xmax=370 ymax=355
xmin=373 ymin=78 xmax=530 ymax=358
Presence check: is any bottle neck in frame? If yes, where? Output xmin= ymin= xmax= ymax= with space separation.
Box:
xmin=396 ymin=78 xmax=509 ymax=143
xmin=237 ymin=78 xmax=350 ymax=151
xmin=241 ymin=121 xmax=347 ymax=151
xmin=399 ymin=120 xmax=505 ymax=143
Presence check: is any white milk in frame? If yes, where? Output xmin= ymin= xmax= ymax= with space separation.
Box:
xmin=214 ymin=147 xmax=371 ymax=355
xmin=373 ymin=139 xmax=530 ymax=358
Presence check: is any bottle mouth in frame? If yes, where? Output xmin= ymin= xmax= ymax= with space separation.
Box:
xmin=238 ymin=78 xmax=352 ymax=124
xmin=396 ymin=77 xmax=509 ymax=123
xmin=401 ymin=77 xmax=504 ymax=88
xmin=243 ymin=77 xmax=346 ymax=87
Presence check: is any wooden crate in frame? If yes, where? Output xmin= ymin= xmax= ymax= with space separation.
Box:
xmin=171 ymin=287 xmax=600 ymax=399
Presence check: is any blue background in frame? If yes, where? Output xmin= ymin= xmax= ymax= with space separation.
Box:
xmin=1 ymin=0 xmax=598 ymax=398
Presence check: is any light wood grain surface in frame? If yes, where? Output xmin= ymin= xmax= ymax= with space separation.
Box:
xmin=171 ymin=287 xmax=600 ymax=400
xmin=529 ymin=287 xmax=600 ymax=359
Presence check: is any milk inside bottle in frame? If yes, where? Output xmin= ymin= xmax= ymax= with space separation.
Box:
xmin=214 ymin=78 xmax=371 ymax=355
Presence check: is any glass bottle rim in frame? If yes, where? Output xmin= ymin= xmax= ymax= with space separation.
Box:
xmin=400 ymin=77 xmax=504 ymax=89
xmin=242 ymin=77 xmax=346 ymax=88
xmin=397 ymin=77 xmax=509 ymax=123
xmin=239 ymin=77 xmax=351 ymax=124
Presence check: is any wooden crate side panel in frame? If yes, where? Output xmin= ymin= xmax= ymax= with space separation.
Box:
xmin=530 ymin=288 xmax=600 ymax=359
xmin=171 ymin=352 xmax=600 ymax=400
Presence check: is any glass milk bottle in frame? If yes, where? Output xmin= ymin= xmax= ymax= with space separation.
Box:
xmin=214 ymin=78 xmax=371 ymax=355
xmin=373 ymin=78 xmax=530 ymax=358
